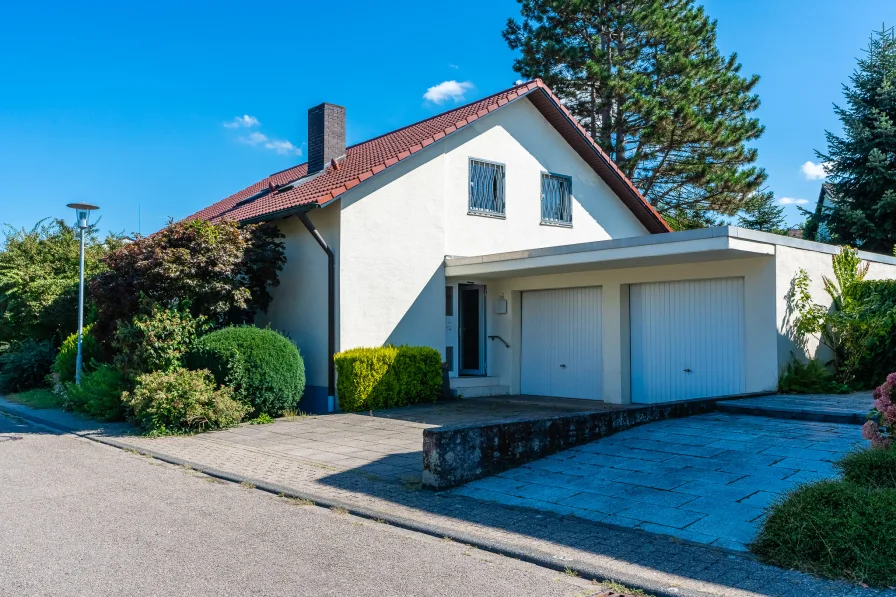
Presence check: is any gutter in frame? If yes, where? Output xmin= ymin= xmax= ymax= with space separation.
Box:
xmin=295 ymin=210 xmax=337 ymax=412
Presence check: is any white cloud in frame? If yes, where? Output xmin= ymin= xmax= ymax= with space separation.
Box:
xmin=779 ymin=197 xmax=810 ymax=205
xmin=223 ymin=114 xmax=260 ymax=128
xmin=264 ymin=139 xmax=302 ymax=156
xmin=240 ymin=131 xmax=269 ymax=145
xmin=801 ymin=160 xmax=830 ymax=180
xmin=239 ymin=131 xmax=301 ymax=156
xmin=423 ymin=80 xmax=475 ymax=104
xmin=448 ymin=64 xmax=459 ymax=70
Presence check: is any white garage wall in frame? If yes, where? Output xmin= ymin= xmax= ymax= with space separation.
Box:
xmin=470 ymin=256 xmax=778 ymax=404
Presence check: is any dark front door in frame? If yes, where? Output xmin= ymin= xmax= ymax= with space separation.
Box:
xmin=459 ymin=284 xmax=485 ymax=375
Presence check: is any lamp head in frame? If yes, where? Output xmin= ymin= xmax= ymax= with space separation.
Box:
xmin=66 ymin=203 xmax=99 ymax=229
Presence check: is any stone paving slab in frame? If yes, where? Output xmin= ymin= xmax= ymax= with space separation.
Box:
xmin=718 ymin=392 xmax=873 ymax=424
xmin=1 ymin=398 xmax=891 ymax=597
xmin=452 ymin=412 xmax=864 ymax=552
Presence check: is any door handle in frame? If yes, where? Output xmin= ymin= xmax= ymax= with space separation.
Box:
xmin=560 ymin=364 xmax=567 ymax=369
xmin=683 ymin=368 xmax=692 ymax=373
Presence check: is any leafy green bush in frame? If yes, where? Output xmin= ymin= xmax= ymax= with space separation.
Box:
xmin=836 ymin=448 xmax=896 ymax=489
xmin=778 ymin=357 xmax=850 ymax=394
xmin=0 ymin=339 xmax=56 ymax=392
xmin=89 ymin=218 xmax=285 ymax=344
xmin=0 ymin=218 xmax=124 ymax=345
xmin=112 ymin=304 xmax=209 ymax=378
xmin=122 ymin=368 xmax=248 ymax=435
xmin=64 ymin=364 xmax=128 ymax=421
xmin=334 ymin=346 xmax=442 ymax=412
xmin=53 ymin=324 xmax=101 ymax=383
xmin=836 ymin=280 xmax=896 ymax=388
xmin=752 ymin=480 xmax=896 ymax=587
xmin=187 ymin=326 xmax=304 ymax=417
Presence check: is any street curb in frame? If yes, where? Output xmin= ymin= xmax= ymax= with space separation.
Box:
xmin=0 ymin=401 xmax=779 ymax=597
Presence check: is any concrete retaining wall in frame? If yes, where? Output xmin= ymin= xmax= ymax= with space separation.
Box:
xmin=421 ymin=397 xmax=726 ymax=490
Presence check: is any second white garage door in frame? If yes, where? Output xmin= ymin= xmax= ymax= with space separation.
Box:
xmin=521 ymin=287 xmax=602 ymax=400
xmin=630 ymin=278 xmax=745 ymax=403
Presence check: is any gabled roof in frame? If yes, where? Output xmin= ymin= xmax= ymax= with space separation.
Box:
xmin=189 ymin=80 xmax=672 ymax=233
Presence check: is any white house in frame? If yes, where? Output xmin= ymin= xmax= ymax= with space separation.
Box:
xmin=191 ymin=80 xmax=896 ymax=413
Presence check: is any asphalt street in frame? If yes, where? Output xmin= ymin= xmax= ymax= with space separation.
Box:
xmin=0 ymin=413 xmax=597 ymax=597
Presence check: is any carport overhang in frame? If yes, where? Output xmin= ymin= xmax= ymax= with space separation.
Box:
xmin=445 ymin=226 xmax=782 ymax=279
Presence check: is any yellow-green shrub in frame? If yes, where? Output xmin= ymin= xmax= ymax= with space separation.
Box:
xmin=334 ymin=346 xmax=442 ymax=412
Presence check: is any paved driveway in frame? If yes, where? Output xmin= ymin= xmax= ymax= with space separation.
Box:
xmin=452 ymin=412 xmax=863 ymax=551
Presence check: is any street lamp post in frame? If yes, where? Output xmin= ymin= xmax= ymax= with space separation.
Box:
xmin=66 ymin=203 xmax=99 ymax=385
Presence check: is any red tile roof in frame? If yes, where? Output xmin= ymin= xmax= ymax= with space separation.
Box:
xmin=189 ymin=80 xmax=671 ymax=233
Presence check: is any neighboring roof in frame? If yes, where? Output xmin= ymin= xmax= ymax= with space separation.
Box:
xmin=189 ymin=80 xmax=672 ymax=233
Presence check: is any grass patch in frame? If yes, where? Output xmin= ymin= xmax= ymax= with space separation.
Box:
xmin=249 ymin=413 xmax=276 ymax=425
xmin=595 ymin=579 xmax=651 ymax=596
xmin=751 ymin=479 xmax=896 ymax=587
xmin=239 ymin=481 xmax=256 ymax=489
xmin=7 ymin=388 xmax=64 ymax=410
xmin=836 ymin=447 xmax=896 ymax=489
xmin=330 ymin=506 xmax=348 ymax=515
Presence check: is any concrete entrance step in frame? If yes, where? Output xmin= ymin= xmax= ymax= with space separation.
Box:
xmin=449 ymin=377 xmax=509 ymax=398
xmin=717 ymin=392 xmax=872 ymax=425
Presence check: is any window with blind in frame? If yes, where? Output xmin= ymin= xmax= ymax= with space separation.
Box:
xmin=468 ymin=158 xmax=505 ymax=217
xmin=541 ymin=173 xmax=572 ymax=225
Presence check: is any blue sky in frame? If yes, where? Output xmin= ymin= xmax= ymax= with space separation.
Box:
xmin=1 ymin=0 xmax=893 ymax=236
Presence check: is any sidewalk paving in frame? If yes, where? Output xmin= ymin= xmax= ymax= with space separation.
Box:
xmin=0 ymin=397 xmax=890 ymax=597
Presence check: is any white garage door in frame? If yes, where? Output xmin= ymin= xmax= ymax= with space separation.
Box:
xmin=521 ymin=287 xmax=602 ymax=400
xmin=630 ymin=278 xmax=745 ymax=403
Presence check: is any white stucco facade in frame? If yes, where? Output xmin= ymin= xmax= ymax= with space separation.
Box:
xmin=254 ymin=95 xmax=896 ymax=411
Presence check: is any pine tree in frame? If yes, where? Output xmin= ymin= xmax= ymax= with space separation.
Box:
xmin=818 ymin=26 xmax=896 ymax=252
xmin=503 ymin=0 xmax=770 ymax=229
xmin=737 ymin=191 xmax=786 ymax=233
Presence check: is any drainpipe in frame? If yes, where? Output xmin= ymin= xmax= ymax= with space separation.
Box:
xmin=296 ymin=211 xmax=336 ymax=412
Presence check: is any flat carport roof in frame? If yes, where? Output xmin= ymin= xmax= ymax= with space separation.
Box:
xmin=444 ymin=226 xmax=896 ymax=279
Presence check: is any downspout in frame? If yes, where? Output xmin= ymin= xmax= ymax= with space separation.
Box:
xmin=296 ymin=211 xmax=336 ymax=412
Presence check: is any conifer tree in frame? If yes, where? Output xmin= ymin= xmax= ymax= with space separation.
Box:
xmin=818 ymin=26 xmax=896 ymax=252
xmin=503 ymin=0 xmax=770 ymax=229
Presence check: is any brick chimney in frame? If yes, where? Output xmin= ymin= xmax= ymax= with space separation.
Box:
xmin=308 ymin=103 xmax=346 ymax=175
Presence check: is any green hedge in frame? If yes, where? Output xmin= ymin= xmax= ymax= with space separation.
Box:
xmin=334 ymin=345 xmax=442 ymax=412
xmin=836 ymin=447 xmax=896 ymax=490
xmin=752 ymin=480 xmax=896 ymax=586
xmin=0 ymin=339 xmax=55 ymax=392
xmin=187 ymin=326 xmax=304 ymax=417
xmin=64 ymin=364 xmax=128 ymax=421
xmin=53 ymin=325 xmax=101 ymax=384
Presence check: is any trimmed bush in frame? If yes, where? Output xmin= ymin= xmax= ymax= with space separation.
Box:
xmin=112 ymin=304 xmax=209 ymax=378
xmin=752 ymin=480 xmax=896 ymax=586
xmin=836 ymin=448 xmax=896 ymax=489
xmin=64 ymin=364 xmax=128 ymax=421
xmin=334 ymin=345 xmax=442 ymax=412
xmin=53 ymin=324 xmax=101 ymax=383
xmin=187 ymin=326 xmax=304 ymax=416
xmin=123 ymin=368 xmax=248 ymax=435
xmin=0 ymin=339 xmax=55 ymax=392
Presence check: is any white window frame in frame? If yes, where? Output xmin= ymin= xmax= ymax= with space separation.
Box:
xmin=540 ymin=172 xmax=572 ymax=227
xmin=468 ymin=158 xmax=506 ymax=218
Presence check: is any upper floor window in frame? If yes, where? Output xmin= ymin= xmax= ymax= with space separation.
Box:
xmin=541 ymin=173 xmax=572 ymax=226
xmin=469 ymin=158 xmax=505 ymax=217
